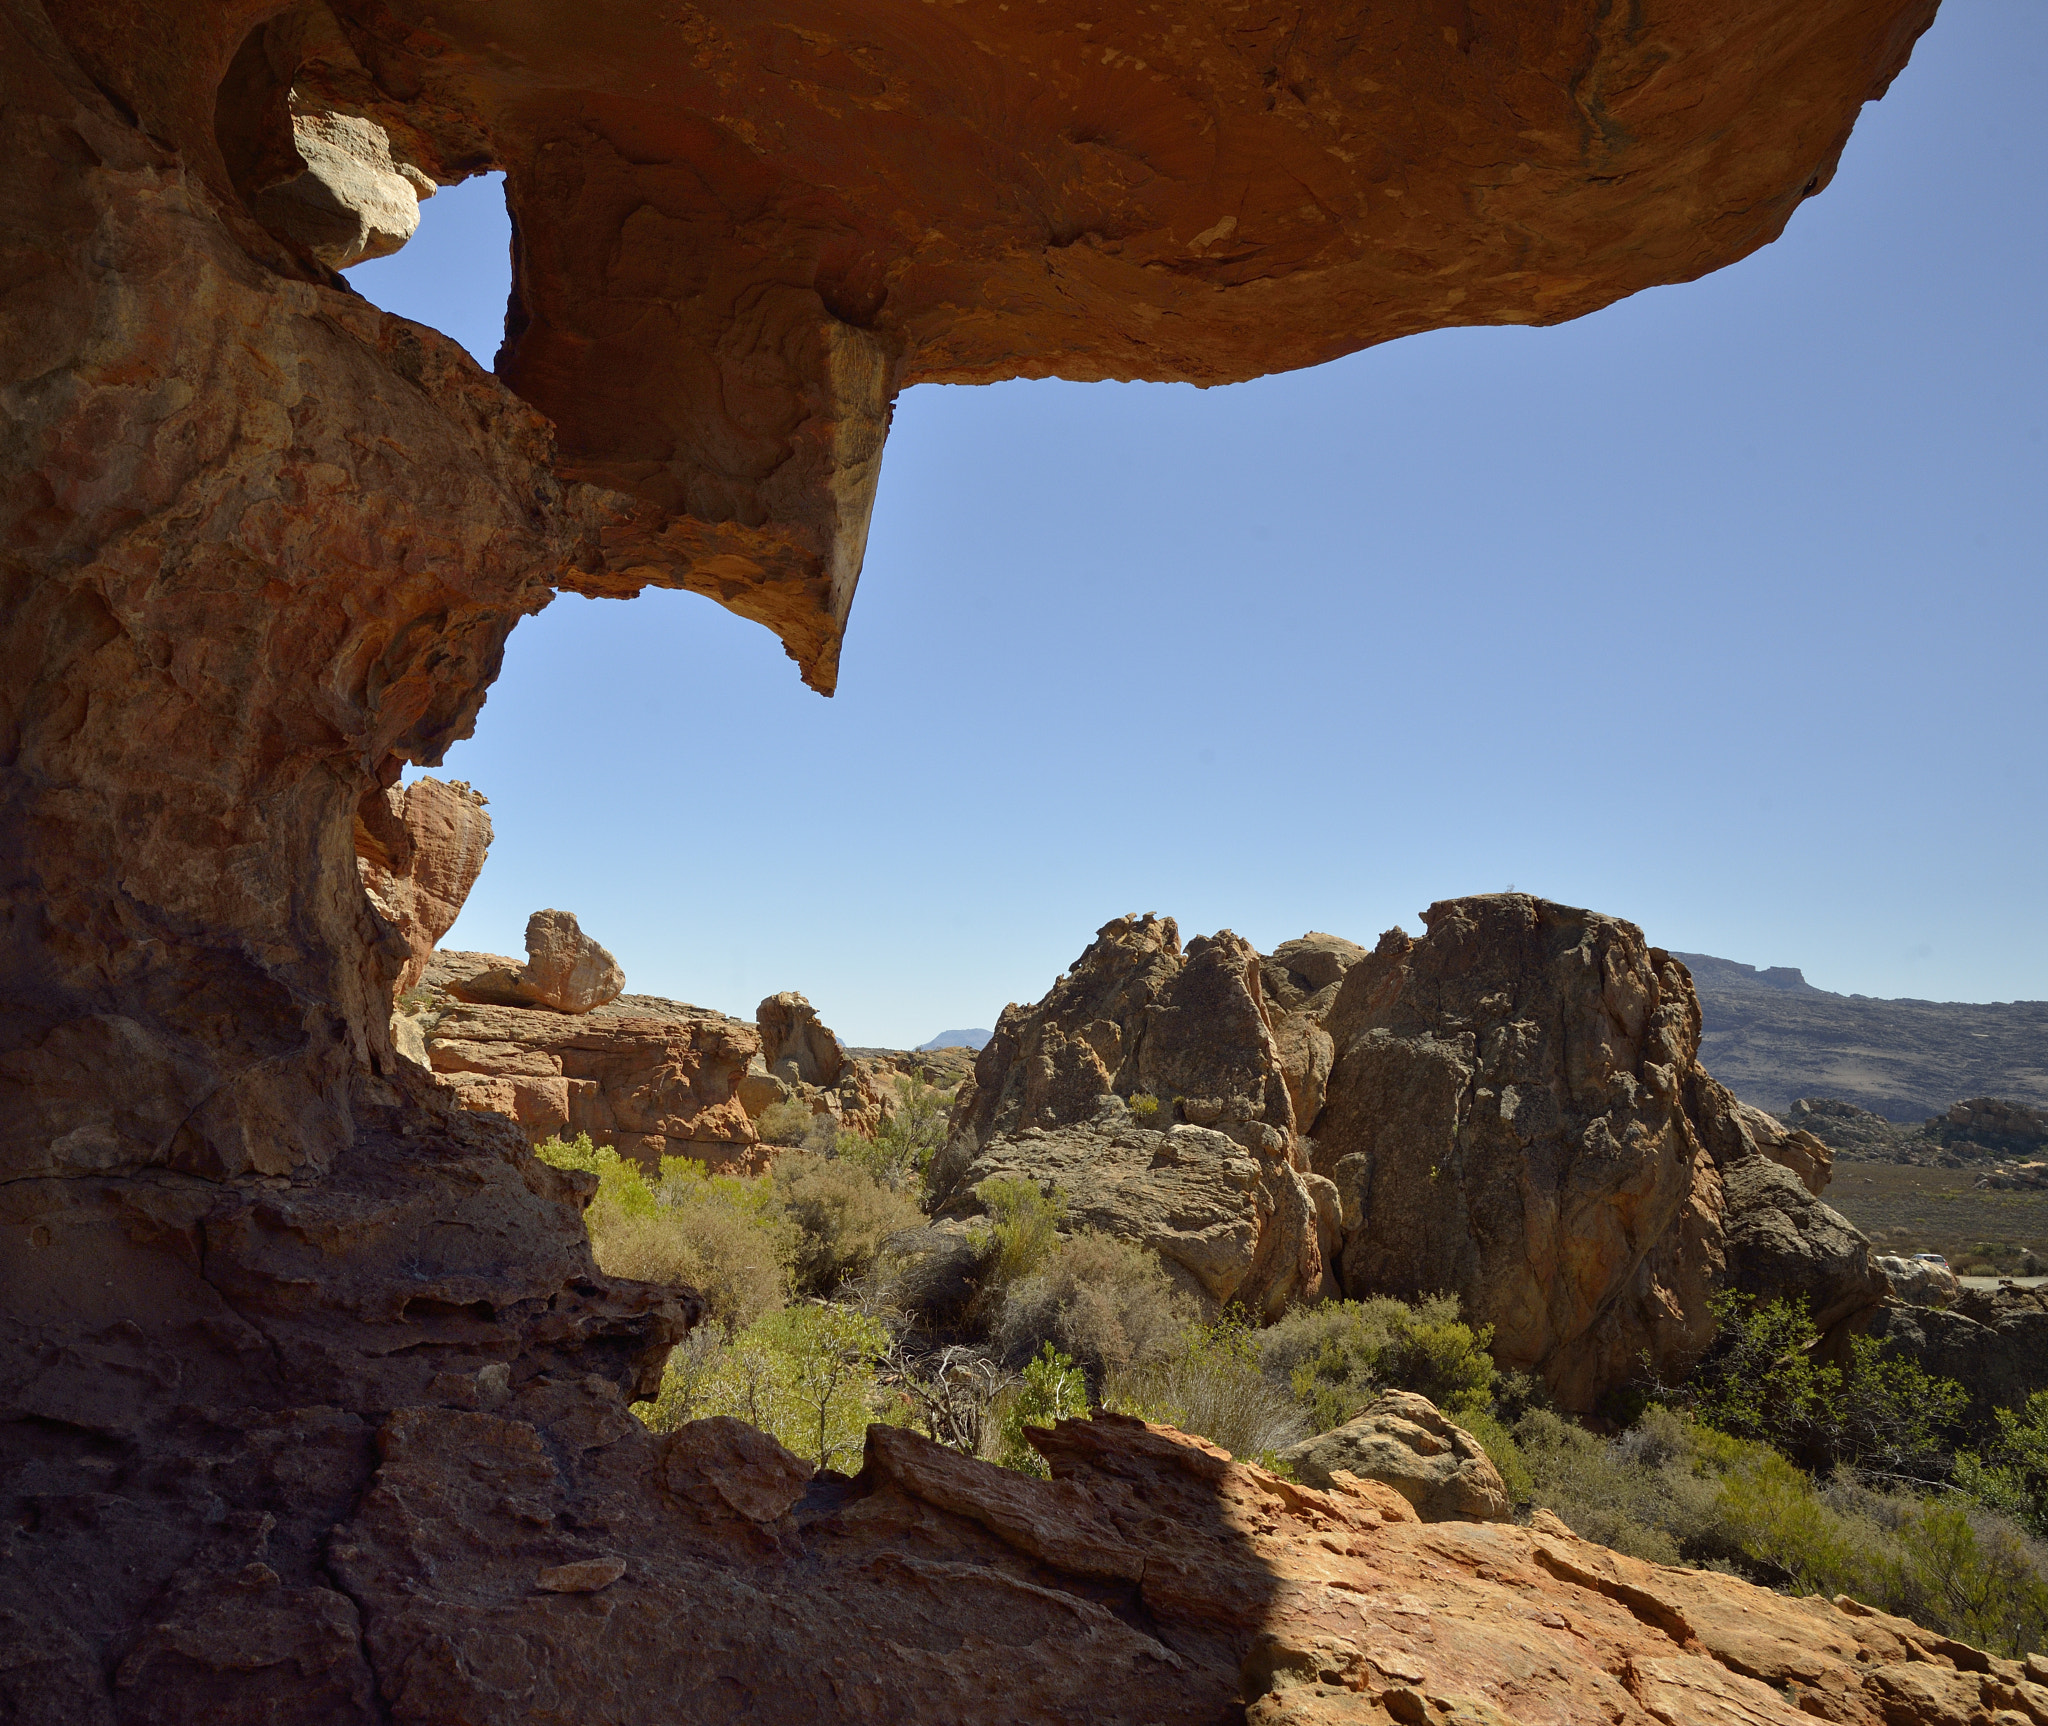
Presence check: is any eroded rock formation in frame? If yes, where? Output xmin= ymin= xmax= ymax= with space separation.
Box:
xmin=941 ymin=898 xmax=1886 ymax=1409
xmin=421 ymin=952 xmax=762 ymax=1170
xmin=1 ymin=0 xmax=1948 ymax=1711
xmin=449 ymin=908 xmax=627 ymax=1015
xmin=938 ymin=915 xmax=1334 ymax=1316
xmin=353 ymin=775 xmax=494 ymax=996
xmin=1312 ymin=895 xmax=1887 ymax=1409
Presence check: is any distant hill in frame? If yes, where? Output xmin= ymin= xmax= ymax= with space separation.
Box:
xmin=918 ymin=1028 xmax=990 ymax=1052
xmin=1672 ymin=952 xmax=2048 ymax=1122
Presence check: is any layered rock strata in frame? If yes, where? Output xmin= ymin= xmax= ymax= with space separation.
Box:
xmin=419 ymin=952 xmax=763 ymax=1169
xmin=1 ymin=0 xmax=1947 ymax=1710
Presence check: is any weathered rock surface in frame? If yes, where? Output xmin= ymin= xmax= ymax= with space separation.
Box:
xmin=0 ymin=0 xmax=1955 ymax=1711
xmin=757 ymin=990 xmax=845 ymax=1089
xmin=237 ymin=1400 xmax=2048 ymax=1726
xmin=1876 ymin=1253 xmax=1961 ymax=1308
xmin=941 ymin=1096 xmax=1331 ymax=1317
xmin=939 ymin=917 xmax=1329 ymax=1314
xmin=1279 ymin=1392 xmax=1514 ymax=1523
xmin=1861 ymin=1283 xmax=2048 ymax=1429
xmin=353 ymin=776 xmax=494 ymax=996
xmin=943 ymin=898 xmax=1884 ymax=1409
xmin=450 ymin=908 xmax=627 ymax=1014
xmin=423 ymin=952 xmax=762 ymax=1169
xmin=1313 ymin=895 xmax=1886 ymax=1409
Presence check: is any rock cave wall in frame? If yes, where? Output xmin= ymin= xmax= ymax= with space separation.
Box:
xmin=0 ymin=0 xmax=1953 ymax=1716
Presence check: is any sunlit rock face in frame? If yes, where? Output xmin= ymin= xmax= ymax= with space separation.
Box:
xmin=0 ymin=0 xmax=1940 ymax=1715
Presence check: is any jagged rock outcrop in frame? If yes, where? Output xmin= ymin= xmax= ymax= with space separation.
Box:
xmin=1278 ymin=1392 xmax=1514 ymax=1523
xmin=945 ymin=898 xmax=1885 ymax=1411
xmin=450 ymin=908 xmax=627 ymax=1014
xmin=1 ymin=0 xmax=1950 ymax=1711
xmin=1312 ymin=896 xmax=1886 ymax=1409
xmin=939 ymin=916 xmax=1330 ymax=1314
xmin=353 ymin=776 xmax=494 ymax=997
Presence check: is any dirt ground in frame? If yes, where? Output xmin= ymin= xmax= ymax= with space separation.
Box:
xmin=1823 ymin=1163 xmax=2048 ymax=1272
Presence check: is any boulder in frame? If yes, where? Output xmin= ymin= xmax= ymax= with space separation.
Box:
xmin=450 ymin=909 xmax=626 ymax=1015
xmin=1311 ymin=897 xmax=1886 ymax=1410
xmin=353 ymin=776 xmax=494 ymax=996
xmin=1277 ymin=1391 xmax=1513 ymax=1523
xmin=1860 ymin=1284 xmax=2048 ymax=1430
xmin=757 ymin=991 xmax=847 ymax=1088
xmin=939 ymin=1097 xmax=1329 ymax=1317
xmin=1876 ymin=1254 xmax=1961 ymax=1308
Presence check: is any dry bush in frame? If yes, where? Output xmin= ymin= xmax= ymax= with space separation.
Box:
xmin=772 ymin=1149 xmax=926 ymax=1296
xmin=868 ymin=1225 xmax=993 ymax=1329
xmin=994 ymin=1232 xmax=1193 ymax=1388
xmin=595 ymin=1202 xmax=790 ymax=1335
xmin=1107 ymin=1316 xmax=1309 ymax=1467
xmin=753 ymin=1098 xmax=815 ymax=1147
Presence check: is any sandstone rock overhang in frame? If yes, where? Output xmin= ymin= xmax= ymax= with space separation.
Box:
xmin=89 ymin=0 xmax=1937 ymax=692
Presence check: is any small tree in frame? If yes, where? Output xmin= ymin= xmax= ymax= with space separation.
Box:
xmin=996 ymin=1343 xmax=1088 ymax=1476
xmin=1682 ymin=1293 xmax=1965 ymax=1479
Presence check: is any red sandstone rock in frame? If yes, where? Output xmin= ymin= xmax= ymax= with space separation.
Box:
xmin=0 ymin=0 xmax=1950 ymax=1710
xmin=424 ymin=952 xmax=763 ymax=1169
xmin=354 ymin=775 xmax=494 ymax=996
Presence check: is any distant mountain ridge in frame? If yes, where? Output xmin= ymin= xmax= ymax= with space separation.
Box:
xmin=1671 ymin=951 xmax=2048 ymax=1123
xmin=918 ymin=1028 xmax=990 ymax=1052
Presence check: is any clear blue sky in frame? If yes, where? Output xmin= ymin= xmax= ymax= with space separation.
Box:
xmin=352 ymin=0 xmax=2046 ymax=1048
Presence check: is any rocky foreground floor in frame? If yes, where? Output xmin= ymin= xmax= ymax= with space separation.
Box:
xmin=200 ymin=1387 xmax=2048 ymax=1725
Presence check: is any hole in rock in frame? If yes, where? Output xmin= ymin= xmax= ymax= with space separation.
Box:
xmin=346 ymin=173 xmax=514 ymax=369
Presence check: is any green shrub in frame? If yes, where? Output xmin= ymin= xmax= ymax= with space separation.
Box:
xmin=968 ymin=1177 xmax=1065 ymax=1318
xmin=994 ymin=1232 xmax=1193 ymax=1388
xmin=771 ymin=1149 xmax=926 ymax=1296
xmin=1261 ymin=1293 xmax=1497 ymax=1429
xmin=639 ymin=1303 xmax=892 ymax=1474
xmin=1126 ymin=1093 xmax=1162 ymax=1122
xmin=1108 ymin=1314 xmax=1308 ymax=1468
xmin=994 ymin=1343 xmax=1088 ymax=1476
xmin=1681 ymin=1292 xmax=1966 ymax=1476
xmin=1514 ymin=1407 xmax=1727 ymax=1565
xmin=754 ymin=1098 xmax=816 ymax=1147
xmin=535 ymin=1138 xmax=797 ymax=1331
xmin=1456 ymin=1405 xmax=1533 ymax=1505
xmin=1955 ymin=1390 xmax=2048 ymax=1536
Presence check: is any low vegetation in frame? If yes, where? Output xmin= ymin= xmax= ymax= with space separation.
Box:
xmin=538 ymin=1118 xmax=2048 ymax=1657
